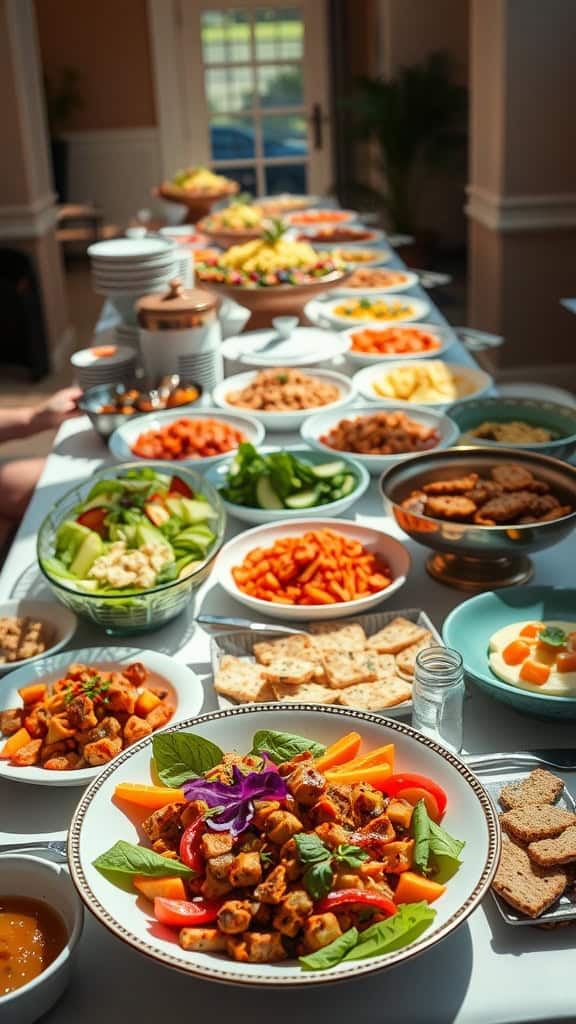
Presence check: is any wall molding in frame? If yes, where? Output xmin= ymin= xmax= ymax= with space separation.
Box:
xmin=466 ymin=186 xmax=576 ymax=233
xmin=0 ymin=192 xmax=58 ymax=239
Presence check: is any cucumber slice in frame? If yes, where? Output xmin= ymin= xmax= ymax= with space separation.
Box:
xmin=284 ymin=488 xmax=320 ymax=510
xmin=312 ymin=460 xmax=347 ymax=479
xmin=331 ymin=475 xmax=357 ymax=501
xmin=256 ymin=476 xmax=284 ymax=510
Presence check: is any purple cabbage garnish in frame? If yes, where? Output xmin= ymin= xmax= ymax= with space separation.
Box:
xmin=183 ymin=766 xmax=287 ymax=837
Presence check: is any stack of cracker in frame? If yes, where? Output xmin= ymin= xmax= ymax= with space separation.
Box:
xmin=492 ymin=768 xmax=576 ymax=918
xmin=214 ymin=617 xmax=435 ymax=711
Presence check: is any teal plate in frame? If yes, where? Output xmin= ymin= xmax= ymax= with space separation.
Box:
xmin=443 ymin=586 xmax=576 ymax=719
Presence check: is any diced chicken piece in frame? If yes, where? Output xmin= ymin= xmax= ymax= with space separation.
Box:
xmin=351 ymin=783 xmax=385 ymax=827
xmin=253 ymin=799 xmax=281 ymax=829
xmin=277 ymin=752 xmax=314 ymax=777
xmin=23 ymin=708 xmax=48 ymax=739
xmin=0 ymin=709 xmax=23 ymax=736
xmin=179 ymin=927 xmax=227 ymax=953
xmin=315 ymin=784 xmax=354 ymax=827
xmin=207 ymin=853 xmax=234 ymax=881
xmin=106 ymin=680 xmax=137 ymax=715
xmin=141 ymin=802 xmax=184 ymax=845
xmin=201 ymin=833 xmax=233 ymax=859
xmin=226 ymin=932 xmax=287 ymax=963
xmin=40 ymin=740 xmax=68 ymax=763
xmin=254 ymin=864 xmax=287 ymax=905
xmin=181 ymin=801 xmax=208 ymax=827
xmin=287 ymin=765 xmax=327 ymax=807
xmin=314 ymin=822 xmax=353 ymax=850
xmin=217 ymin=900 xmax=254 ymax=934
xmin=43 ymin=754 xmax=76 ymax=771
xmin=122 ymin=662 xmax=147 ymax=687
xmin=146 ymin=702 xmax=174 ymax=730
xmin=66 ymin=694 xmax=98 ymax=731
xmin=229 ymin=851 xmax=262 ymax=888
xmin=264 ymin=810 xmax=303 ymax=845
xmin=354 ymin=814 xmax=396 ymax=857
xmin=151 ymin=839 xmax=177 ymax=856
xmin=273 ymin=890 xmax=313 ymax=937
xmin=83 ymin=736 xmax=122 ymax=766
xmin=10 ymin=738 xmax=43 ymax=766
xmin=279 ymin=838 xmax=303 ymax=882
xmin=302 ymin=913 xmax=342 ymax=953
xmin=200 ymin=870 xmax=233 ymax=901
xmin=123 ymin=715 xmax=153 ymax=745
xmin=332 ymin=871 xmax=364 ymax=890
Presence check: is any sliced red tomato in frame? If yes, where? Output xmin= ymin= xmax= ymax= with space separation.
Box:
xmin=76 ymin=507 xmax=108 ymax=537
xmin=316 ymin=890 xmax=397 ymax=917
xmin=395 ymin=786 xmax=441 ymax=823
xmin=179 ymin=818 xmax=206 ymax=874
xmin=169 ymin=475 xmax=193 ymax=499
xmin=381 ymin=773 xmax=447 ymax=815
xmin=153 ymin=897 xmax=220 ymax=927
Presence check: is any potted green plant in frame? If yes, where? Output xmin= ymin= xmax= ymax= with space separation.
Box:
xmin=44 ymin=66 xmax=84 ymax=202
xmin=340 ymin=51 xmax=467 ymax=260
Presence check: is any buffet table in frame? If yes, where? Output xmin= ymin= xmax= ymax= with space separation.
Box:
xmin=1 ymin=255 xmax=575 ymax=1023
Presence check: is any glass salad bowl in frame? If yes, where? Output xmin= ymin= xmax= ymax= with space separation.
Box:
xmin=37 ymin=462 xmax=226 ymax=635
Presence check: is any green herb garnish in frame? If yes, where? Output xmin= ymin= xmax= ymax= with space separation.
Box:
xmin=538 ymin=626 xmax=567 ymax=647
xmin=294 ymin=833 xmax=368 ymax=900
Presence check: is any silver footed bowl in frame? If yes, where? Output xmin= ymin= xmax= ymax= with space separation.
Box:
xmin=380 ymin=446 xmax=576 ymax=590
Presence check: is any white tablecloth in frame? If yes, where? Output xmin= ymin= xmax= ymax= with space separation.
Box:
xmin=2 ymin=279 xmax=575 ymax=1022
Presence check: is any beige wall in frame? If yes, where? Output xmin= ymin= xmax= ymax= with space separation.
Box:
xmin=469 ymin=0 xmax=504 ymax=195
xmin=34 ymin=0 xmax=156 ymax=130
xmin=0 ymin=0 xmax=38 ymax=204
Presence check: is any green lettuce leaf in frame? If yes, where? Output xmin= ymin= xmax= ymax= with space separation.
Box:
xmin=299 ymin=928 xmax=359 ymax=971
xmin=251 ymin=729 xmax=325 ymax=764
xmin=153 ymin=731 xmax=223 ymax=787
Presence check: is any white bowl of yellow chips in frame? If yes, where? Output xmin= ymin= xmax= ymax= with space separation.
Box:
xmin=353 ymin=360 xmax=493 ymax=409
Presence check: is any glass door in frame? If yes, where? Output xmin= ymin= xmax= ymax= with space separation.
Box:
xmin=180 ymin=0 xmax=332 ymax=196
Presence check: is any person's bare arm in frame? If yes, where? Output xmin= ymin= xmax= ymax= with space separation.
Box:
xmin=0 ymin=387 xmax=82 ymax=443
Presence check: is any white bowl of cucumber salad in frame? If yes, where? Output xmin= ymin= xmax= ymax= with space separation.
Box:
xmin=202 ymin=445 xmax=370 ymax=525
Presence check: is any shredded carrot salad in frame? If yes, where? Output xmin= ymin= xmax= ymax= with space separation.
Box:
xmin=231 ymin=529 xmax=393 ymax=605
xmin=131 ymin=418 xmax=247 ymax=460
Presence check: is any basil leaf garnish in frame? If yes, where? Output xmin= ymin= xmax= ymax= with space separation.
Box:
xmin=251 ymin=729 xmax=325 ymax=764
xmin=412 ymin=798 xmax=431 ymax=872
xmin=304 ymin=860 xmax=334 ymax=901
xmin=334 ymin=844 xmax=370 ymax=869
xmin=429 ymin=819 xmax=466 ymax=862
xmin=152 ymin=731 xmax=223 ymax=787
xmin=342 ymin=902 xmax=436 ymax=961
xmin=294 ymin=832 xmax=330 ymax=864
xmin=93 ymin=840 xmax=194 ymax=892
xmin=299 ymin=927 xmax=359 ymax=971
xmin=538 ymin=626 xmax=567 ymax=647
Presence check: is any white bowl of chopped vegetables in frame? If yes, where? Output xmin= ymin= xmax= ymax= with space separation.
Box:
xmin=203 ymin=445 xmax=370 ymax=524
xmin=67 ymin=704 xmax=500 ymax=986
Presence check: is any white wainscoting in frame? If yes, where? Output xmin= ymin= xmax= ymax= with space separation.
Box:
xmin=61 ymin=128 xmax=163 ymax=227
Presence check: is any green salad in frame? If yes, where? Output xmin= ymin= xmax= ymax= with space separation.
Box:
xmin=220 ymin=443 xmax=359 ymax=511
xmin=41 ymin=468 xmax=219 ymax=595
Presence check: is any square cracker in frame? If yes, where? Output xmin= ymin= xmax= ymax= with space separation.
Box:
xmin=367 ymin=617 xmax=429 ymax=655
xmin=500 ymin=804 xmax=576 ymax=844
xmin=322 ymin=649 xmax=380 ymax=689
xmin=308 ymin=621 xmax=367 ymax=654
xmin=253 ymin=633 xmax=314 ymax=666
xmin=270 ymin=680 xmax=339 ymax=704
xmin=214 ymin=655 xmax=274 ymax=703
xmin=337 ymin=676 xmax=412 ymax=711
xmin=262 ymin=658 xmax=317 ymax=686
xmin=395 ymin=633 xmax=434 ymax=679
xmin=499 ymin=769 xmax=565 ymax=810
xmin=492 ymin=836 xmax=567 ymax=917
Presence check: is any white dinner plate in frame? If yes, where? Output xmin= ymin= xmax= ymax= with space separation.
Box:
xmin=0 ymin=648 xmax=204 ymax=787
xmin=212 ymin=368 xmax=355 ymax=432
xmin=320 ymin=295 xmax=431 ymax=328
xmin=214 ymin=517 xmax=410 ymax=620
xmin=344 ymin=322 xmax=455 ymax=366
xmin=108 ymin=407 xmax=265 ymax=467
xmin=88 ymin=238 xmax=176 ymax=261
xmin=0 ymin=601 xmax=77 ymax=675
xmin=221 ymin=326 xmax=350 ymax=368
xmin=353 ymin=360 xmax=494 ymax=410
xmin=333 ymin=270 xmax=420 ymax=296
xmin=68 ymin=704 xmax=500 ymax=985
xmin=285 ymin=208 xmax=358 ymax=226
xmin=302 ymin=228 xmax=387 ymax=250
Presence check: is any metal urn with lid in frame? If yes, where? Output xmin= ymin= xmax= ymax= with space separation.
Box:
xmin=136 ymin=279 xmax=223 ymax=389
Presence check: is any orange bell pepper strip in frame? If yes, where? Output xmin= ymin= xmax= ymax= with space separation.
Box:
xmin=394 ymin=871 xmax=446 ymax=904
xmin=314 ymin=732 xmax=362 ymax=772
xmin=114 ymin=782 xmax=186 ymax=809
xmin=325 ymin=761 xmax=393 ymax=790
xmin=324 ymin=742 xmax=395 ymax=776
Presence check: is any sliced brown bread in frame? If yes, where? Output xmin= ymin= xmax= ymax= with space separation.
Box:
xmin=500 ymin=804 xmax=576 ymax=844
xmin=499 ymin=769 xmax=564 ymax=810
xmin=492 ymin=837 xmax=567 ymax=917
xmin=528 ymin=826 xmax=576 ymax=867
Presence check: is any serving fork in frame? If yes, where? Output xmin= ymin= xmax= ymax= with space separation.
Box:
xmin=465 ymin=750 xmax=576 ymax=771
xmin=0 ymin=839 xmax=67 ymax=859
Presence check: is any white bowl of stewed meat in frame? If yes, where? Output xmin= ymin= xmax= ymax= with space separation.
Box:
xmin=0 ymin=853 xmax=84 ymax=1024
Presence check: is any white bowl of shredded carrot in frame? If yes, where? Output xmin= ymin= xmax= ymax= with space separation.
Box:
xmin=214 ymin=519 xmax=410 ymax=621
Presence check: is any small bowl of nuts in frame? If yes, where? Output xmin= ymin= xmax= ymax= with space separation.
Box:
xmin=0 ymin=601 xmax=77 ymax=674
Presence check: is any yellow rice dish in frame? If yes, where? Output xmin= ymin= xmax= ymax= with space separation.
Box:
xmin=371 ymin=361 xmax=463 ymax=403
xmin=220 ymin=237 xmax=321 ymax=274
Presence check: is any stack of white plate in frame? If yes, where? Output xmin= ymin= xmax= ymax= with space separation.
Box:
xmin=70 ymin=345 xmax=138 ymax=390
xmin=177 ymin=350 xmax=223 ymax=393
xmin=115 ymin=323 xmax=140 ymax=349
xmin=88 ymin=237 xmax=182 ymax=325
